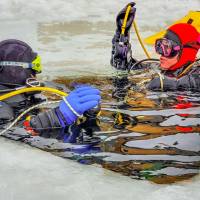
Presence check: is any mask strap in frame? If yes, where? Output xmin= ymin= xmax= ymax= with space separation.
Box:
xmin=0 ymin=61 xmax=32 ymax=68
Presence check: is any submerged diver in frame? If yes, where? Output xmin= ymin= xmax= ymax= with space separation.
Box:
xmin=111 ymin=2 xmax=200 ymax=92
xmin=0 ymin=39 xmax=101 ymax=144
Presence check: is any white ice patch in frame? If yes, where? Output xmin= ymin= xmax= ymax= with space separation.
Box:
xmin=144 ymin=184 xmax=200 ymax=200
xmin=125 ymin=133 xmax=200 ymax=152
xmin=1 ymin=137 xmax=200 ymax=199
xmin=148 ymin=167 xmax=199 ymax=176
xmin=0 ymin=138 xmax=157 ymax=200
xmin=104 ymin=107 xmax=200 ymax=117
xmin=160 ymin=115 xmax=200 ymax=126
xmin=88 ymin=152 xmax=200 ymax=163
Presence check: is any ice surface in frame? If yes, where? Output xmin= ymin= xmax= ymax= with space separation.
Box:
xmin=125 ymin=133 xmax=200 ymax=152
xmin=0 ymin=138 xmax=155 ymax=200
xmin=0 ymin=137 xmax=200 ymax=200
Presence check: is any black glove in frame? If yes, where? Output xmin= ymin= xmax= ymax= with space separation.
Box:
xmin=177 ymin=74 xmax=200 ymax=91
xmin=30 ymin=108 xmax=63 ymax=137
xmin=147 ymin=76 xmax=177 ymax=91
xmin=111 ymin=33 xmax=132 ymax=70
xmin=116 ymin=2 xmax=136 ymax=36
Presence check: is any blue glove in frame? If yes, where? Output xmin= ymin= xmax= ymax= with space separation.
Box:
xmin=58 ymin=86 xmax=101 ymax=126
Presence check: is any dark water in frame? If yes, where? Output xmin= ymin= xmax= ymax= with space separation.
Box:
xmin=3 ymin=75 xmax=200 ymax=184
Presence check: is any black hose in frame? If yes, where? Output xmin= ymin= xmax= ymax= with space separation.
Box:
xmin=128 ymin=58 xmax=159 ymax=72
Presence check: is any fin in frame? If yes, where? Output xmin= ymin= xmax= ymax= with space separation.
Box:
xmin=144 ymin=11 xmax=200 ymax=45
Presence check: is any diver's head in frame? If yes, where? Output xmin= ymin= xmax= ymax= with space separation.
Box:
xmin=0 ymin=39 xmax=42 ymax=87
xmin=155 ymin=23 xmax=200 ymax=71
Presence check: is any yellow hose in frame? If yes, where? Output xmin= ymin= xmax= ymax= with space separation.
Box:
xmin=133 ymin=21 xmax=151 ymax=59
xmin=121 ymin=4 xmax=151 ymax=59
xmin=121 ymin=5 xmax=132 ymax=35
xmin=0 ymin=87 xmax=68 ymax=101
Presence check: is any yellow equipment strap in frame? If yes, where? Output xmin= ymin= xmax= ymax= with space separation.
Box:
xmin=121 ymin=5 xmax=132 ymax=35
xmin=177 ymin=62 xmax=195 ymax=79
xmin=157 ymin=72 xmax=164 ymax=91
xmin=133 ymin=21 xmax=151 ymax=59
xmin=0 ymin=87 xmax=67 ymax=101
xmin=121 ymin=4 xmax=151 ymax=59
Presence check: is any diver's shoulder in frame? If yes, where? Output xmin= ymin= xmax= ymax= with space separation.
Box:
xmin=0 ymin=101 xmax=14 ymax=124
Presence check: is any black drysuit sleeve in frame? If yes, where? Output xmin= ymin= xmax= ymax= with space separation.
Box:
xmin=29 ymin=107 xmax=65 ymax=137
xmin=147 ymin=74 xmax=200 ymax=92
xmin=0 ymin=101 xmax=15 ymax=125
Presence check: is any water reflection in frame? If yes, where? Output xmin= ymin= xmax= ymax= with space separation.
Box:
xmin=58 ymin=75 xmax=200 ymax=184
xmin=37 ymin=21 xmax=114 ymax=77
xmin=4 ymin=75 xmax=200 ymax=184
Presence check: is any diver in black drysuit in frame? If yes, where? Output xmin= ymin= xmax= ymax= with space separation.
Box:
xmin=0 ymin=39 xmax=101 ymax=144
xmin=111 ymin=3 xmax=200 ymax=93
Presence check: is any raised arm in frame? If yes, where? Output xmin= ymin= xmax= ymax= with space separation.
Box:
xmin=111 ymin=2 xmax=137 ymax=71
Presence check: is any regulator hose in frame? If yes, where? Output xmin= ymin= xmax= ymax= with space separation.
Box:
xmin=0 ymin=86 xmax=67 ymax=101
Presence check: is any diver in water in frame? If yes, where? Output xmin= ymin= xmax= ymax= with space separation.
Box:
xmin=111 ymin=2 xmax=200 ymax=92
xmin=0 ymin=39 xmax=101 ymax=144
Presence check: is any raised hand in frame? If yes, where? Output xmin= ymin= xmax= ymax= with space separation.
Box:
xmin=116 ymin=2 xmax=136 ymax=36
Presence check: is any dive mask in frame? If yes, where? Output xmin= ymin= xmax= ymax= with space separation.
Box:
xmin=155 ymin=38 xmax=181 ymax=58
xmin=0 ymin=55 xmax=42 ymax=74
xmin=155 ymin=38 xmax=200 ymax=58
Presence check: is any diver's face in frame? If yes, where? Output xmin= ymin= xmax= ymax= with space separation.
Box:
xmin=159 ymin=54 xmax=179 ymax=70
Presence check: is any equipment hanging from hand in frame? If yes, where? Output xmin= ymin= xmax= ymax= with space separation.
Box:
xmin=116 ymin=2 xmax=136 ymax=36
xmin=111 ymin=3 xmax=136 ymax=70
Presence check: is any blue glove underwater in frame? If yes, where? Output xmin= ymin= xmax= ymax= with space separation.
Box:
xmin=58 ymin=86 xmax=101 ymax=126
